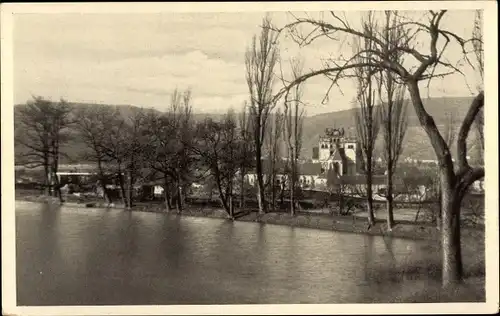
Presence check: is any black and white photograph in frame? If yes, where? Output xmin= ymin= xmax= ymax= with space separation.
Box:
xmin=1 ymin=1 xmax=498 ymax=315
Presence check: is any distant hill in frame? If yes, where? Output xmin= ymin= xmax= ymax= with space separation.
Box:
xmin=13 ymin=102 xmax=227 ymax=164
xmin=301 ymin=96 xmax=482 ymax=161
xmin=14 ymin=96 xmax=482 ymax=165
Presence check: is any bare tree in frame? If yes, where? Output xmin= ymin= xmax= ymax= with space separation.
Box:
xmin=246 ymin=15 xmax=280 ymax=214
xmin=472 ymin=10 xmax=484 ymax=159
xmin=180 ymin=91 xmax=197 ymax=211
xmin=264 ymin=110 xmax=284 ymax=211
xmin=274 ymin=10 xmax=485 ymax=286
xmin=352 ymin=12 xmax=382 ymax=228
xmin=380 ymin=86 xmax=408 ymax=230
xmin=48 ymin=99 xmax=73 ymax=203
xmin=15 ymin=97 xmax=53 ymax=196
xmin=74 ymin=105 xmax=118 ymax=204
xmin=141 ymin=89 xmax=195 ymax=213
xmin=374 ymin=11 xmax=409 ymax=231
xmin=100 ymin=112 xmax=131 ymax=207
xmin=194 ymin=111 xmax=246 ymax=218
xmin=237 ymin=104 xmax=255 ymax=209
xmin=141 ymin=111 xmax=176 ymax=212
xmin=283 ymin=57 xmax=305 ymax=216
xmin=15 ymin=96 xmax=72 ymax=201
xmin=123 ymin=109 xmax=148 ymax=209
xmin=223 ymin=109 xmax=238 ymax=218
xmin=166 ymin=89 xmax=195 ymax=213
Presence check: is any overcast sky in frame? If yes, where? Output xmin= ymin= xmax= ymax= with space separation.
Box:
xmin=13 ymin=10 xmax=480 ymax=116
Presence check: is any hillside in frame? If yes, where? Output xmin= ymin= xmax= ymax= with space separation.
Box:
xmin=14 ymin=96 xmax=482 ymax=164
xmin=13 ymin=102 xmax=227 ymax=164
xmin=301 ymin=96 xmax=482 ymax=161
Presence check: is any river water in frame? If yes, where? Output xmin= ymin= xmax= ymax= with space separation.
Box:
xmin=16 ymin=201 xmax=448 ymax=305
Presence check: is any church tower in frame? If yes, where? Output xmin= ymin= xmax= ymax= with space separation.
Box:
xmin=316 ymin=127 xmax=358 ymax=176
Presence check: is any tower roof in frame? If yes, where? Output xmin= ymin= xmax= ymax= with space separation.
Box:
xmin=312 ymin=147 xmax=319 ymax=160
xmin=331 ymin=148 xmax=343 ymax=161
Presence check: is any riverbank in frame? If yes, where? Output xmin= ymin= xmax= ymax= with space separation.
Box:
xmin=16 ymin=193 xmax=485 ymax=243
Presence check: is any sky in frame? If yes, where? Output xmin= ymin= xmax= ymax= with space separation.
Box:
xmin=13 ymin=10 xmax=481 ymax=116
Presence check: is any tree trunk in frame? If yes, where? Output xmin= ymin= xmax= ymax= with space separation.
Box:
xmin=229 ymin=180 xmax=234 ymax=220
xmin=43 ymin=159 xmax=51 ymax=196
xmin=217 ymin=193 xmax=230 ymax=215
xmin=386 ymin=164 xmax=395 ymax=230
xmin=117 ymin=168 xmax=128 ymax=208
xmin=270 ymin=170 xmax=276 ymax=212
xmin=214 ymin=171 xmax=231 ymax=216
xmin=257 ymin=181 xmax=265 ymax=214
xmin=97 ymin=160 xmax=112 ymax=204
xmin=414 ymin=201 xmax=423 ymax=222
xmin=255 ymin=149 xmax=266 ymax=214
xmin=366 ymin=157 xmax=375 ymax=226
xmin=163 ymin=178 xmax=171 ymax=212
xmin=436 ymin=185 xmax=443 ymax=230
xmin=239 ymin=171 xmax=245 ymax=209
xmin=51 ymin=139 xmax=63 ymax=202
xmin=290 ymin=175 xmax=296 ymax=216
xmin=287 ymin=137 xmax=294 ymax=216
xmin=338 ymin=188 xmax=345 ymax=215
xmin=51 ymin=160 xmax=64 ymax=203
xmin=48 ymin=171 xmax=54 ymax=196
xmin=441 ymin=181 xmax=464 ymax=287
xmin=208 ymin=181 xmax=213 ymax=201
xmin=126 ymin=170 xmax=133 ymax=210
xmin=386 ymin=198 xmax=394 ymax=229
xmin=229 ymin=194 xmax=234 ymax=219
xmin=176 ymin=181 xmax=183 ymax=213
xmin=54 ymin=173 xmax=64 ymax=203
xmin=279 ymin=181 xmax=285 ymax=207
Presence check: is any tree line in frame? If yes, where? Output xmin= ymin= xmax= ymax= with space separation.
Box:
xmin=15 ymin=89 xmax=301 ymax=219
xmin=15 ymin=11 xmax=485 ymax=287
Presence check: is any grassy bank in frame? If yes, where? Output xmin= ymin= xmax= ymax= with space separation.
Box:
xmin=16 ymin=191 xmax=484 ymax=243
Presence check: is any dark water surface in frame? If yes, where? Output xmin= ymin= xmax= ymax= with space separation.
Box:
xmin=16 ymin=201 xmax=446 ymax=305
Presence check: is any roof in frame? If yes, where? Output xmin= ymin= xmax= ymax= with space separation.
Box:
xmin=312 ymin=147 xmax=319 ymax=160
xmin=339 ymin=175 xmax=389 ymax=185
xmin=330 ymin=148 xmax=343 ymax=161
xmin=259 ymin=159 xmax=288 ymax=174
xmin=249 ymin=160 xmax=323 ymax=176
xmin=298 ymin=162 xmax=323 ymax=175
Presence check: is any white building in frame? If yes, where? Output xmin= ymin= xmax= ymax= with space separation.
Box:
xmin=245 ymin=160 xmax=325 ymax=189
xmin=245 ymin=127 xmax=363 ymax=190
xmin=313 ymin=128 xmax=360 ymax=176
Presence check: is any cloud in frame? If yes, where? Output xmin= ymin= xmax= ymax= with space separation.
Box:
xmin=13 ymin=12 xmax=262 ymax=63
xmin=13 ymin=11 xmax=481 ymax=116
xmin=15 ymin=48 xmax=249 ymax=111
xmin=13 ymin=12 xmax=261 ymax=110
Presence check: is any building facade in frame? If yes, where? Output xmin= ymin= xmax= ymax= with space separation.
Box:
xmin=313 ymin=127 xmax=360 ymax=177
xmin=245 ymin=127 xmax=362 ymax=190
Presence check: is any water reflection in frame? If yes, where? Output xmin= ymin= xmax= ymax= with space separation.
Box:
xmin=17 ymin=202 xmax=439 ymax=305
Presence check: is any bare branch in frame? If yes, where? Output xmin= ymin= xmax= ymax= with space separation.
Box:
xmin=457 ymin=91 xmax=484 ymax=171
